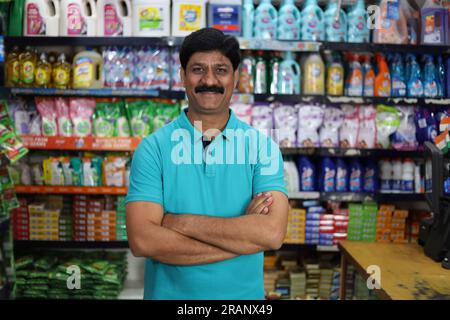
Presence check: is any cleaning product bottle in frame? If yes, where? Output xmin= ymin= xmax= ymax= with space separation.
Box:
xmin=300 ymin=0 xmax=324 ymax=41
xmin=391 ymin=158 xmax=403 ymax=193
xmin=420 ymin=0 xmax=447 ymax=45
xmin=19 ymin=47 xmax=37 ymax=87
xmin=374 ymin=53 xmax=391 ymax=97
xmin=303 ymin=53 xmax=324 ymax=95
xmin=401 ymin=158 xmax=414 ymax=193
xmin=60 ymin=0 xmax=97 ymax=36
xmin=276 ymin=0 xmax=301 ymax=40
xmin=363 ymin=160 xmax=378 ymax=193
xmin=447 ymin=57 xmax=450 ymax=98
xmin=349 ymin=158 xmax=363 ymax=193
xmin=390 ymin=53 xmax=406 ymax=97
xmin=6 ymin=46 xmax=20 ymax=87
xmin=242 ymin=0 xmax=254 ymax=38
xmin=324 ymin=0 xmax=347 ymax=42
xmin=72 ymin=49 xmax=104 ymax=89
xmin=35 ymin=52 xmax=52 ymax=88
xmin=346 ymin=53 xmax=363 ymax=97
xmin=423 ymin=54 xmax=439 ymax=98
xmin=269 ymin=51 xmax=282 ymax=94
xmin=8 ymin=0 xmax=25 ymax=36
xmin=208 ymin=0 xmax=242 ymax=36
xmin=401 ymin=0 xmax=419 ymax=44
xmin=253 ymin=0 xmax=278 ymax=39
xmin=52 ymin=53 xmax=71 ymax=89
xmin=97 ymin=0 xmax=132 ymax=36
xmin=278 ymin=51 xmax=301 ymax=94
xmin=347 ymin=0 xmax=369 ymax=43
xmin=372 ymin=0 xmax=408 ymax=44
xmin=436 ymin=56 xmax=445 ymax=97
xmin=254 ymin=50 xmax=267 ymax=94
xmin=239 ymin=50 xmax=255 ymax=93
xmin=298 ymin=156 xmax=316 ymax=191
xmin=407 ymin=54 xmax=423 ymax=97
xmin=171 ymin=0 xmax=207 ymax=36
xmin=335 ymin=158 xmax=348 ymax=192
xmin=326 ymin=52 xmax=344 ymax=96
xmin=362 ymin=55 xmax=375 ymax=97
xmin=380 ymin=159 xmax=392 ymax=192
xmin=24 ymin=0 xmax=60 ymax=36
xmin=319 ymin=157 xmax=335 ymax=192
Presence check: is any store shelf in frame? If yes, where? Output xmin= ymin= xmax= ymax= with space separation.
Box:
xmin=375 ymin=192 xmax=427 ymax=202
xmin=13 ymin=240 xmax=129 ymax=249
xmin=288 ymin=191 xmax=425 ymax=202
xmin=21 ymin=135 xmax=142 ymax=151
xmin=277 ymin=244 xmax=339 ymax=252
xmin=281 ymin=147 xmax=424 ymax=158
xmin=288 ymin=192 xmax=320 ymax=200
xmin=0 ymin=217 xmax=9 ymax=234
xmin=237 ymin=38 xmax=321 ymax=52
xmin=14 ymin=185 xmax=128 ymax=195
xmin=320 ymin=192 xmax=374 ymax=202
xmin=322 ymin=41 xmax=450 ymax=55
xmin=8 ymin=87 xmax=186 ymax=99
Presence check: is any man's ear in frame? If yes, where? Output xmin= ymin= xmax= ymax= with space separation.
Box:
xmin=180 ymin=68 xmax=186 ymax=85
xmin=233 ymin=69 xmax=239 ymax=89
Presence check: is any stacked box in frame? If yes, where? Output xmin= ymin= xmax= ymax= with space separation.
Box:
xmin=305 ymin=263 xmax=320 ymax=298
xmin=12 ymin=198 xmax=29 ymax=240
xmin=319 ymin=267 xmax=333 ymax=299
xmin=390 ymin=209 xmax=409 ymax=243
xmin=361 ymin=203 xmax=378 ymax=242
xmin=116 ymin=196 xmax=127 ymax=240
xmin=305 ymin=206 xmax=325 ymax=245
xmin=29 ymin=203 xmax=60 ymax=240
xmin=333 ymin=209 xmax=349 ymax=245
xmin=275 ymin=277 xmax=291 ymax=299
xmin=347 ymin=204 xmax=364 ymax=241
xmin=329 ymin=268 xmax=341 ymax=300
xmin=345 ymin=265 xmax=356 ymax=300
xmin=318 ymin=214 xmax=335 ymax=247
xmin=284 ymin=208 xmax=305 ymax=244
xmin=376 ymin=204 xmax=395 ymax=242
xmin=290 ymin=271 xmax=306 ymax=299
xmin=264 ymin=270 xmax=285 ymax=296
xmin=59 ymin=196 xmax=73 ymax=241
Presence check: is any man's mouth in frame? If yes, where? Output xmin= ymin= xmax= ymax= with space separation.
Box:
xmin=195 ymin=86 xmax=225 ymax=94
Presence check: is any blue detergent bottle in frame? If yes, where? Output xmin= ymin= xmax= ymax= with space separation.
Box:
xmin=391 ymin=53 xmax=406 ymax=97
xmin=253 ymin=0 xmax=278 ymax=39
xmin=277 ymin=0 xmax=301 ymax=40
xmin=407 ymin=54 xmax=423 ymax=97
xmin=423 ymin=54 xmax=439 ymax=98
xmin=300 ymin=0 xmax=324 ymax=41
xmin=420 ymin=0 xmax=447 ymax=45
xmin=278 ymin=51 xmax=301 ymax=94
xmin=347 ymin=0 xmax=369 ymax=43
xmin=363 ymin=160 xmax=379 ymax=193
xmin=436 ymin=56 xmax=445 ymax=98
xmin=335 ymin=158 xmax=348 ymax=192
xmin=242 ymin=0 xmax=255 ymax=39
xmin=324 ymin=0 xmax=347 ymax=42
xmin=319 ymin=157 xmax=336 ymax=192
xmin=349 ymin=159 xmax=363 ymax=193
xmin=447 ymin=57 xmax=450 ymax=98
xmin=298 ymin=156 xmax=316 ymax=191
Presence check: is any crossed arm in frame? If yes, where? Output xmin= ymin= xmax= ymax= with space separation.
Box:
xmin=126 ymin=191 xmax=289 ymax=266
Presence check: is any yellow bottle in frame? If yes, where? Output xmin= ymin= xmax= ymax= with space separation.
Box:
xmin=6 ymin=46 xmax=20 ymax=87
xmin=19 ymin=47 xmax=37 ymax=87
xmin=52 ymin=53 xmax=71 ymax=89
xmin=35 ymin=53 xmax=52 ymax=88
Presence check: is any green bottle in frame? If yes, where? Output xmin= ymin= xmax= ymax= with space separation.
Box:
xmin=254 ymin=51 xmax=267 ymax=94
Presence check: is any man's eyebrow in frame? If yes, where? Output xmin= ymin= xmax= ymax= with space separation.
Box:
xmin=189 ymin=63 xmax=230 ymax=68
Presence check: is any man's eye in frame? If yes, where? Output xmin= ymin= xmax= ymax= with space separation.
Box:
xmin=217 ymin=68 xmax=227 ymax=73
xmin=192 ymin=67 xmax=204 ymax=73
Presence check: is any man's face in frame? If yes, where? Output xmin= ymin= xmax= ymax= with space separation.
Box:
xmin=181 ymin=50 xmax=238 ymax=115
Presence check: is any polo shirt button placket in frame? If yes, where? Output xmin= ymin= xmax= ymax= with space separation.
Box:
xmin=204 ymin=148 xmax=216 ymax=177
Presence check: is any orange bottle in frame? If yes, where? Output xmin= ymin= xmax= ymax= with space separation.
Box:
xmin=374 ymin=53 xmax=391 ymax=97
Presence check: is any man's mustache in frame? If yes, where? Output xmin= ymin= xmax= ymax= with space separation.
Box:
xmin=195 ymin=86 xmax=225 ymax=94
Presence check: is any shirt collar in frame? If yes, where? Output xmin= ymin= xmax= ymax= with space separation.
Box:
xmin=177 ymin=108 xmax=238 ymax=142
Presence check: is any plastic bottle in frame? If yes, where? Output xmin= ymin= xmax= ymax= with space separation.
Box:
xmin=390 ymin=53 xmax=406 ymax=97
xmin=239 ymin=50 xmax=255 ymax=93
xmin=372 ymin=0 xmax=408 ymax=44
xmin=60 ymin=0 xmax=97 ymax=36
xmin=319 ymin=157 xmax=335 ymax=192
xmin=324 ymin=0 xmax=347 ymax=42
xmin=298 ymin=156 xmax=316 ymax=191
xmin=363 ymin=160 xmax=378 ymax=193
xmin=284 ymin=160 xmax=300 ymax=192
xmin=414 ymin=163 xmax=422 ymax=193
xmin=349 ymin=159 xmax=363 ymax=193
xmin=300 ymin=0 xmax=324 ymax=41
xmin=379 ymin=159 xmax=392 ymax=192
xmin=269 ymin=51 xmax=282 ymax=94
xmin=374 ymin=53 xmax=391 ymax=97
xmin=97 ymin=0 xmax=132 ymax=36
xmin=303 ymin=53 xmax=325 ymax=95
xmin=19 ymin=47 xmax=37 ymax=87
xmin=171 ymin=0 xmax=206 ymax=36
xmin=406 ymin=54 xmax=423 ymax=97
xmin=436 ymin=56 xmax=445 ymax=97
xmin=24 ymin=0 xmax=60 ymax=36
xmin=346 ymin=53 xmax=363 ymax=97
xmin=362 ymin=55 xmax=375 ymax=97
xmin=402 ymin=158 xmax=414 ymax=193
xmin=347 ymin=0 xmax=369 ymax=43
xmin=401 ymin=0 xmax=419 ymax=45
xmin=35 ymin=52 xmax=52 ymax=88
xmin=253 ymin=0 xmax=278 ymax=39
xmin=335 ymin=158 xmax=348 ymax=192
xmin=207 ymin=0 xmax=242 ymax=36
xmin=6 ymin=46 xmax=20 ymax=87
xmin=254 ymin=51 xmax=267 ymax=94
xmin=327 ymin=52 xmax=344 ymax=96
xmin=276 ymin=0 xmax=301 ymax=40
xmin=8 ymin=0 xmax=24 ymax=36
xmin=72 ymin=49 xmax=104 ymax=89
xmin=391 ymin=158 xmax=403 ymax=193
xmin=421 ymin=0 xmax=447 ymax=45
xmin=423 ymin=54 xmax=439 ymax=98
xmin=278 ymin=51 xmax=301 ymax=94
xmin=52 ymin=53 xmax=71 ymax=89
xmin=242 ymin=0 xmax=254 ymax=38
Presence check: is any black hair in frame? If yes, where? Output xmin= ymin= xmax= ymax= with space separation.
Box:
xmin=179 ymin=28 xmax=241 ymax=71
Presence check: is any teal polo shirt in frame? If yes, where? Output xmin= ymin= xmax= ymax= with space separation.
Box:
xmin=126 ymin=108 xmax=287 ymax=300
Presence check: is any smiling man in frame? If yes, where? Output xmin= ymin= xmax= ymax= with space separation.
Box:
xmin=126 ymin=28 xmax=289 ymax=300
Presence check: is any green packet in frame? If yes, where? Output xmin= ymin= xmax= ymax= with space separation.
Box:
xmin=153 ymin=102 xmax=180 ymax=131
xmin=35 ymin=256 xmax=58 ymax=271
xmin=125 ymin=99 xmax=155 ymax=137
xmin=82 ymin=260 xmax=110 ymax=276
xmin=94 ymin=101 xmax=130 ymax=138
xmin=15 ymin=256 xmax=34 ymax=270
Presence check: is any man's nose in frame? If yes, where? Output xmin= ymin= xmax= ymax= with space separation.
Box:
xmin=201 ymin=68 xmax=219 ymax=87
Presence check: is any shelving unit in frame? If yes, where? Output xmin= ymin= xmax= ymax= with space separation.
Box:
xmin=281 ymin=147 xmax=424 ymax=158
xmin=13 ymin=240 xmax=129 ymax=249
xmin=288 ymin=192 xmax=426 ymax=202
xmin=14 ymin=186 xmax=127 ymax=195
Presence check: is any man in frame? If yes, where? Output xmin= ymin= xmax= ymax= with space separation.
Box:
xmin=126 ymin=28 xmax=289 ymax=300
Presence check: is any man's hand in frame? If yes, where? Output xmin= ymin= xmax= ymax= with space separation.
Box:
xmin=245 ymin=192 xmax=273 ymax=215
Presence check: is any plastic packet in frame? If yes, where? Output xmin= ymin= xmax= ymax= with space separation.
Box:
xmin=0 ymin=164 xmax=20 ymax=210
xmin=43 ymin=157 xmax=64 ymax=186
xmin=82 ymin=157 xmax=102 ymax=187
xmin=170 ymin=48 xmax=184 ymax=91
xmin=392 ymin=106 xmax=418 ymax=150
xmin=134 ymin=47 xmax=170 ymax=90
xmin=273 ymin=104 xmax=297 ymax=147
xmin=251 ymin=103 xmax=273 ymax=138
xmin=102 ymin=156 xmax=127 ymax=187
xmin=339 ymin=105 xmax=359 ymax=148
xmin=376 ymin=105 xmax=400 ymax=149
xmin=153 ymin=102 xmax=180 ymax=131
xmin=103 ymin=46 xmax=135 ymax=88
xmin=36 ymin=97 xmax=57 ymax=136
xmin=125 ymin=99 xmax=154 ymax=137
xmin=9 ymin=99 xmax=29 ymax=135
xmin=70 ymin=98 xmax=96 ymax=137
xmin=230 ymin=103 xmax=252 ymax=125
xmin=61 ymin=157 xmax=73 ymax=186
xmin=319 ymin=106 xmax=344 ymax=147
xmin=297 ymin=104 xmax=324 ymax=147
xmin=94 ymin=100 xmax=120 ymax=137
xmin=356 ymin=105 xmax=377 ymax=149
xmin=415 ymin=107 xmax=438 ymax=146
xmin=55 ymin=97 xmax=72 ymax=137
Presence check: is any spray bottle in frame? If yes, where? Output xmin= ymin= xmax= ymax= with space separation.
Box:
xmin=374 ymin=53 xmax=391 ymax=97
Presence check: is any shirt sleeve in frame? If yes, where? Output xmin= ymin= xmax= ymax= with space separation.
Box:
xmin=126 ymin=136 xmax=164 ymax=206
xmin=252 ymin=134 xmax=287 ymax=197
